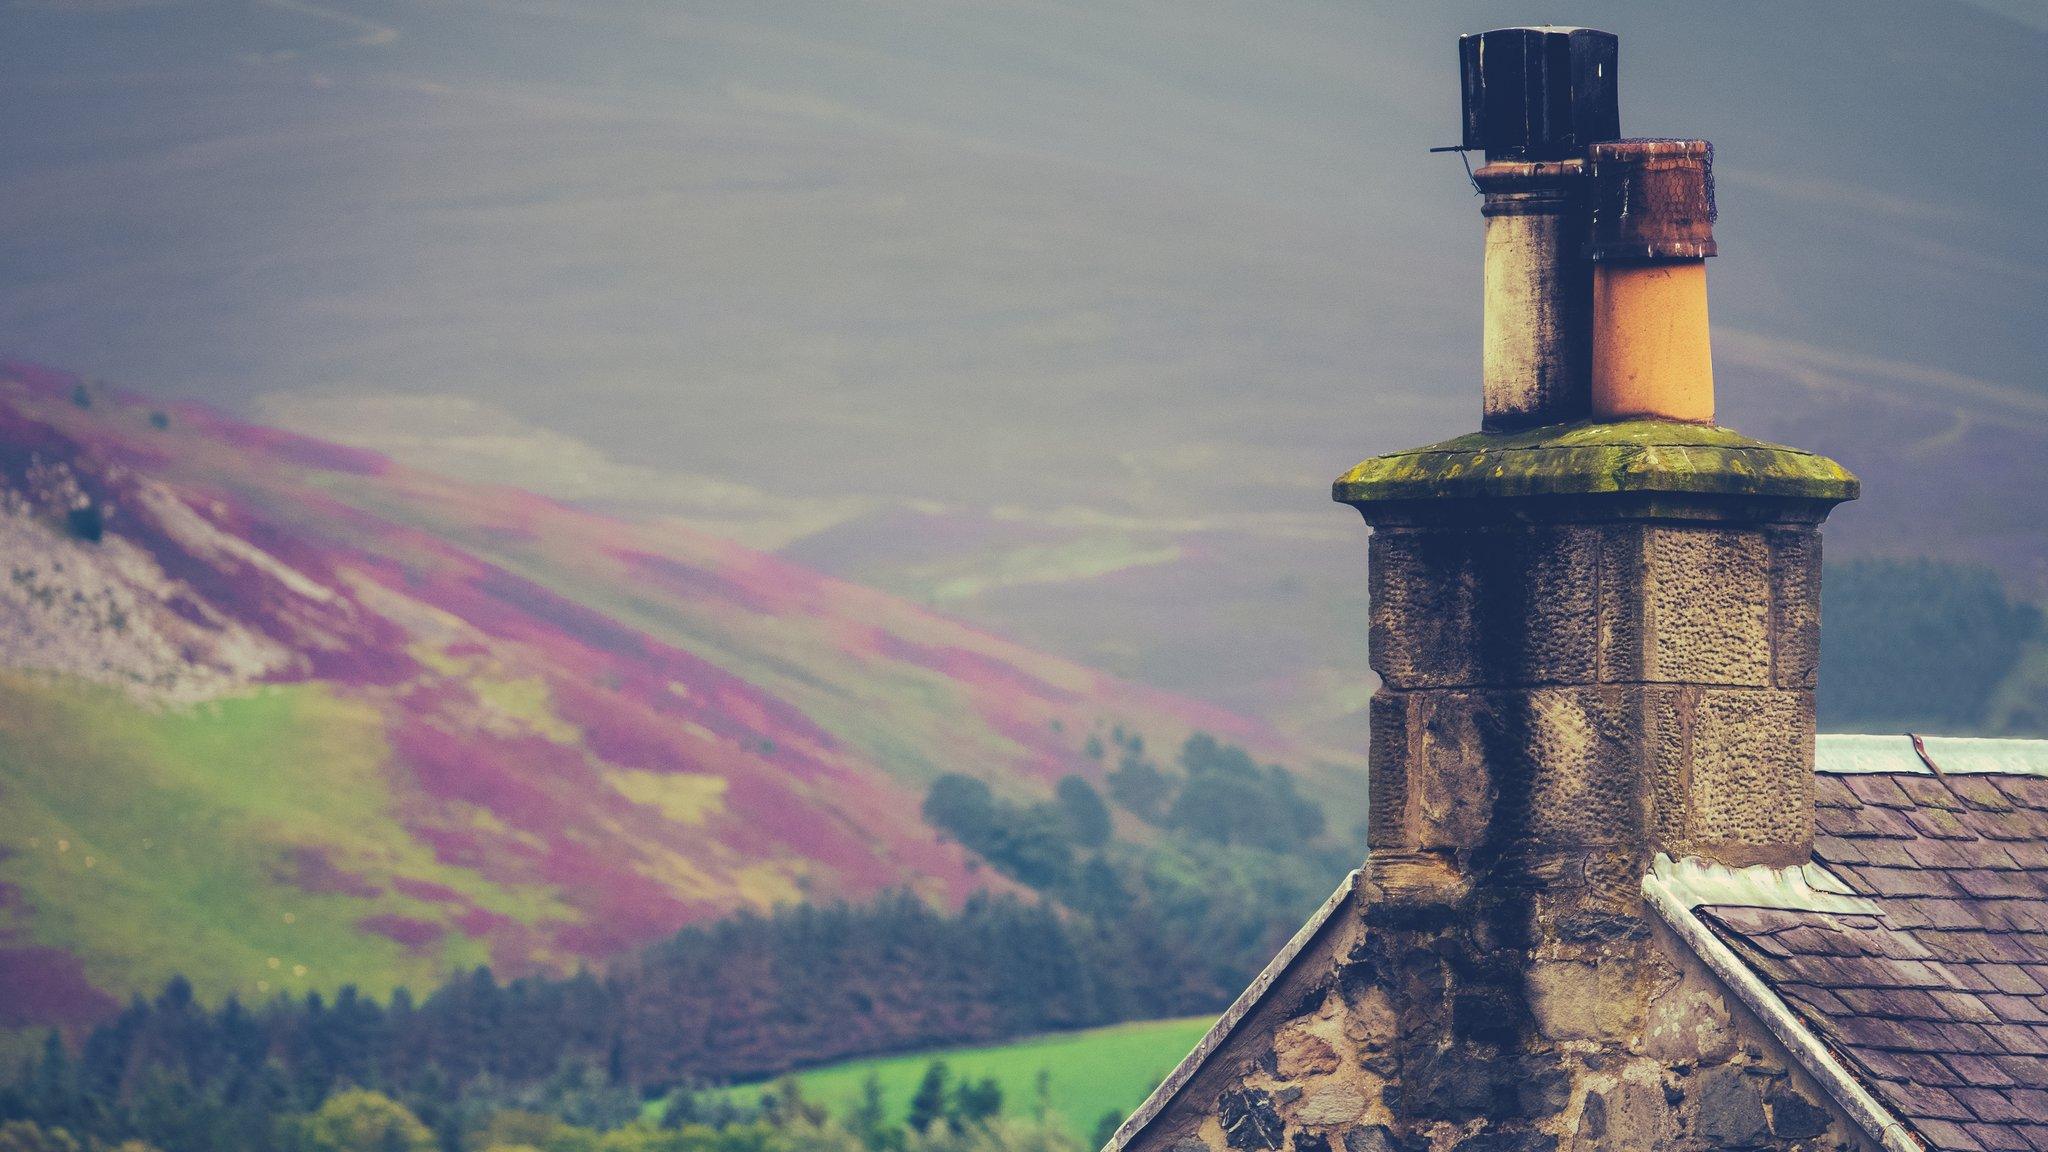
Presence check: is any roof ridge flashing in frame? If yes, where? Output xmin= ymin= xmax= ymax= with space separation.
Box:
xmin=1815 ymin=733 xmax=2048 ymax=777
xmin=1649 ymin=852 xmax=1879 ymax=916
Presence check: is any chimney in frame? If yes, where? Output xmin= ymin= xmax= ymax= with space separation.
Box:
xmin=1099 ymin=34 xmax=1873 ymax=1152
xmin=1103 ymin=32 xmax=1875 ymax=1152
xmin=1336 ymin=31 xmax=1859 ymax=902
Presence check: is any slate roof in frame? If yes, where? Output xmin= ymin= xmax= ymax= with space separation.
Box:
xmin=1683 ymin=735 xmax=2048 ymax=1152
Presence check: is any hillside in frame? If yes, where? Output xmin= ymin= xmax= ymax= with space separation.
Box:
xmin=0 ymin=361 xmax=1363 ymax=1037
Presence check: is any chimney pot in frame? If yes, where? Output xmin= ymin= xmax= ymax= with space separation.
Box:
xmin=1587 ymin=138 xmax=1719 ymax=423
xmin=1459 ymin=27 xmax=1619 ymax=162
xmin=1587 ymin=139 xmax=1718 ymax=261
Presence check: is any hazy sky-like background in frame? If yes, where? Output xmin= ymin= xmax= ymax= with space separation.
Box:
xmin=4 ymin=0 xmax=2044 ymax=742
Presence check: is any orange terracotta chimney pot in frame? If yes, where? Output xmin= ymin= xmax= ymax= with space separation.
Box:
xmin=1587 ymin=138 xmax=1718 ymax=424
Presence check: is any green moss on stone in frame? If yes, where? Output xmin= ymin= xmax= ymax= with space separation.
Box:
xmin=1333 ymin=421 xmax=1859 ymax=506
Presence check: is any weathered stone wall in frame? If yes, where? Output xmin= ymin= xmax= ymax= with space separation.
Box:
xmin=1121 ymin=879 xmax=1873 ymax=1152
xmin=1366 ymin=515 xmax=1822 ymax=875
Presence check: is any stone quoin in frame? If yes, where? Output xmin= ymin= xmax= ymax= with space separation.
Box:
xmin=1101 ymin=27 xmax=2048 ymax=1152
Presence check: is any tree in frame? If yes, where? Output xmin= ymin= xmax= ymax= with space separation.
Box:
xmin=0 ymin=1121 xmax=83 ymax=1152
xmin=1105 ymin=752 xmax=1170 ymax=823
xmin=283 ymin=1090 xmax=436 ymax=1152
xmin=759 ymin=1078 xmax=824 ymax=1129
xmin=1053 ymin=778 xmax=1112 ymax=848
xmin=849 ymin=1074 xmax=889 ymax=1146
xmin=1167 ymin=736 xmax=1325 ymax=850
xmin=923 ymin=778 xmax=1074 ymax=888
xmin=951 ymin=1078 xmax=1002 ymax=1127
xmin=1820 ymin=558 xmax=2042 ymax=730
xmin=907 ymin=1064 xmax=949 ymax=1134
xmin=1090 ymin=1111 xmax=1124 ymax=1151
xmin=922 ymin=777 xmax=998 ymax=847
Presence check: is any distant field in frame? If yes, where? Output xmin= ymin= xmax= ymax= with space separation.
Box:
xmin=699 ymin=1016 xmax=1214 ymax=1142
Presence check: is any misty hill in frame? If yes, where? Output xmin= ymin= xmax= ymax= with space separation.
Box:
xmin=0 ymin=361 xmax=1360 ymax=1039
xmin=5 ymin=1 xmax=2038 ymax=746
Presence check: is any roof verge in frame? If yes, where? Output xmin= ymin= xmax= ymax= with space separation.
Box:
xmin=1644 ymin=855 xmax=1917 ymax=1152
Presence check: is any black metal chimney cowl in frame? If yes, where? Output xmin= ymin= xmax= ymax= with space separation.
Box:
xmin=1459 ymin=27 xmax=1620 ymax=162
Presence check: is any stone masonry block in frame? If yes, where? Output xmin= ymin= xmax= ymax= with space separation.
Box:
xmin=1594 ymin=523 xmax=1646 ymax=685
xmin=1469 ymin=527 xmax=1599 ymax=687
xmin=1370 ymin=527 xmax=1599 ymax=690
xmin=1489 ymin=688 xmax=1646 ymax=851
xmin=1641 ymin=686 xmax=1690 ymax=852
xmin=1405 ymin=688 xmax=1647 ymax=854
xmin=1412 ymin=692 xmax=1498 ymax=852
xmin=1369 ymin=531 xmax=1477 ymax=688
xmin=1767 ymin=527 xmax=1822 ymax=690
xmin=1368 ymin=691 xmax=1415 ymax=852
xmin=1600 ymin=526 xmax=1771 ymax=687
xmin=1688 ymin=689 xmax=1815 ymax=861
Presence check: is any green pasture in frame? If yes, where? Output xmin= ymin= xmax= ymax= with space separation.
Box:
xmin=700 ymin=1016 xmax=1214 ymax=1144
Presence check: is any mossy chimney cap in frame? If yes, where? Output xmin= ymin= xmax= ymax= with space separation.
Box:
xmin=1459 ymin=27 xmax=1619 ymax=162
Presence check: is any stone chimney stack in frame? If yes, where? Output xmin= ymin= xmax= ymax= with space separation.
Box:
xmin=1338 ymin=31 xmax=1857 ymax=899
xmin=1105 ymin=33 xmax=1873 ymax=1152
xmin=1317 ymin=28 xmax=1862 ymax=1144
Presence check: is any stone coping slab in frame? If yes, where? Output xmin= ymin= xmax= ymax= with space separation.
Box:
xmin=1333 ymin=420 xmax=1859 ymax=506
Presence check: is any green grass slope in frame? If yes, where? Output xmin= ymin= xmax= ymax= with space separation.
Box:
xmin=712 ymin=1016 xmax=1213 ymax=1143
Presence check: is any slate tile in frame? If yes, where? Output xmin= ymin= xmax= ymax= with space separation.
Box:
xmin=1890 ymin=1082 xmax=1984 ymax=1121
xmin=1950 ymin=965 xmax=2004 ymax=993
xmin=1958 ymin=1088 xmax=2031 ymax=1124
xmin=1933 ymin=991 xmax=2006 ymax=1025
xmin=1910 ymin=809 xmax=1979 ymax=841
xmin=1911 ymin=839 xmax=1996 ymax=869
xmin=1989 ymin=1026 xmax=2048 ymax=1056
xmin=1966 ymin=1122 xmax=2035 ymax=1151
xmin=1950 ymin=778 xmax=2017 ymax=811
xmin=1983 ymin=967 xmax=2048 ymax=996
xmin=1860 ymin=867 xmax=1967 ymax=897
xmin=1834 ymin=1014 xmax=1949 ymax=1051
xmin=1990 ymin=1054 xmax=2048 ymax=1085
xmin=1855 ymin=1048 xmax=1962 ymax=1085
xmin=1960 ymin=872 xmax=2048 ymax=900
xmin=1817 ymin=779 xmax=1862 ymax=809
xmin=1935 ymin=1021 xmax=2009 ymax=1052
xmin=1817 ymin=835 xmax=1873 ymax=865
xmin=1784 ymin=984 xmax=1852 ymax=1016
xmin=1900 ymin=776 xmax=1966 ymax=810
xmin=1991 ymin=777 xmax=2048 ymax=807
xmin=2000 ymin=842 xmax=2048 ymax=870
xmin=1864 ymin=926 xmax=1944 ymax=960
xmin=1943 ymin=1052 xmax=2017 ymax=1086
xmin=1913 ymin=1118 xmax=1986 ymax=1151
xmin=1707 ymin=906 xmax=1785 ymax=935
xmin=1848 ymin=775 xmax=1918 ymax=808
xmin=1908 ymin=901 xmax=2007 ymax=926
xmin=1841 ymin=987 xmax=1944 ymax=1018
xmin=1983 ymin=995 xmax=2048 ymax=1025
